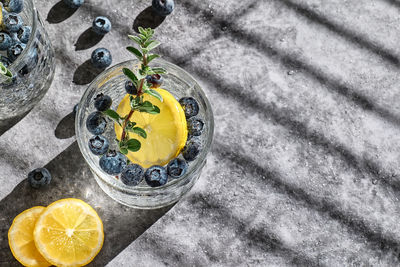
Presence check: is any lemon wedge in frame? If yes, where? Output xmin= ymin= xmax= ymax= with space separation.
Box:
xmin=33 ymin=198 xmax=104 ymax=267
xmin=8 ymin=206 xmax=51 ymax=267
xmin=115 ymin=88 xmax=188 ymax=168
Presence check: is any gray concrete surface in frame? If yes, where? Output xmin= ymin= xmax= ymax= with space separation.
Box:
xmin=1 ymin=0 xmax=400 ymax=266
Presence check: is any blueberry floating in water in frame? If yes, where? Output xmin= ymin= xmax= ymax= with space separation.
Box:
xmin=86 ymin=111 xmax=107 ymax=135
xmin=179 ymin=97 xmax=199 ymax=119
xmin=0 ymin=33 xmax=12 ymax=51
xmin=4 ymin=0 xmax=24 ymax=13
xmin=121 ymin=164 xmax=145 ymax=186
xmin=167 ymin=158 xmax=188 ymax=179
xmin=4 ymin=13 xmax=23 ymax=32
xmin=187 ymin=117 xmax=204 ymax=136
xmin=94 ymin=93 xmax=112 ymax=111
xmin=182 ymin=137 xmax=201 ymax=161
xmin=17 ymin=26 xmax=31 ymax=43
xmin=99 ymin=150 xmax=127 ymax=175
xmin=146 ymin=74 xmax=163 ymax=88
xmin=88 ymin=135 xmax=109 ymax=155
xmin=125 ymin=80 xmax=137 ymax=95
xmin=145 ymin=165 xmax=168 ymax=187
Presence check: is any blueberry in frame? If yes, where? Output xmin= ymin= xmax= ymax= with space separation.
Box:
xmin=92 ymin=16 xmax=111 ymax=35
xmin=7 ymin=42 xmax=25 ymax=61
xmin=4 ymin=13 xmax=23 ymax=32
xmin=146 ymin=74 xmax=163 ymax=88
xmin=73 ymin=103 xmax=79 ymax=115
xmin=28 ymin=168 xmax=52 ymax=189
xmin=63 ymin=0 xmax=84 ymax=8
xmin=179 ymin=97 xmax=199 ymax=118
xmin=0 ymin=33 xmax=12 ymax=50
xmin=152 ymin=0 xmax=174 ymax=16
xmin=86 ymin=111 xmax=107 ymax=135
xmin=88 ymin=135 xmax=109 ymax=155
xmin=182 ymin=137 xmax=201 ymax=161
xmin=94 ymin=93 xmax=112 ymax=111
xmin=17 ymin=26 xmax=31 ymax=43
xmin=145 ymin=165 xmax=168 ymax=187
xmin=125 ymin=80 xmax=137 ymax=95
xmin=187 ymin=117 xmax=204 ymax=136
xmin=167 ymin=158 xmax=188 ymax=178
xmin=99 ymin=150 xmax=127 ymax=175
xmin=9 ymin=31 xmax=19 ymax=44
xmin=121 ymin=164 xmax=144 ymax=186
xmin=4 ymin=0 xmax=23 ymax=13
xmin=0 ymin=55 xmax=11 ymax=67
xmin=91 ymin=48 xmax=112 ymax=69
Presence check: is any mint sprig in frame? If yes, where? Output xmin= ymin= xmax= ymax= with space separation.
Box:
xmin=102 ymin=27 xmax=166 ymax=155
xmin=0 ymin=62 xmax=12 ymax=79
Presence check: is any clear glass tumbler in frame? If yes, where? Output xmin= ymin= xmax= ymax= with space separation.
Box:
xmin=0 ymin=0 xmax=55 ymax=121
xmin=76 ymin=59 xmax=214 ymax=209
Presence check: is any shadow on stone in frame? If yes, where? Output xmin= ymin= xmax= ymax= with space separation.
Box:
xmin=47 ymin=1 xmax=78 ymax=24
xmin=0 ymin=141 xmax=173 ymax=266
xmin=133 ymin=6 xmax=166 ymax=33
xmin=55 ymin=112 xmax=75 ymax=139
xmin=75 ymin=28 xmax=104 ymax=51
xmin=73 ymin=59 xmax=105 ymax=85
xmin=0 ymin=109 xmax=31 ymax=137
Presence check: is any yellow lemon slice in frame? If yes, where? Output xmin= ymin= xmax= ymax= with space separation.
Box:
xmin=33 ymin=199 xmax=104 ymax=267
xmin=8 ymin=206 xmax=51 ymax=267
xmin=115 ymin=88 xmax=188 ymax=168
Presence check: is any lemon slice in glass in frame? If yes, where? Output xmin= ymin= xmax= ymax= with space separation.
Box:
xmin=115 ymin=88 xmax=188 ymax=168
xmin=8 ymin=206 xmax=51 ymax=267
xmin=33 ymin=198 xmax=104 ymax=267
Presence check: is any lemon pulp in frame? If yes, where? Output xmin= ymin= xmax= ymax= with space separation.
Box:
xmin=8 ymin=206 xmax=51 ymax=267
xmin=115 ymin=88 xmax=188 ymax=168
xmin=33 ymin=198 xmax=104 ymax=267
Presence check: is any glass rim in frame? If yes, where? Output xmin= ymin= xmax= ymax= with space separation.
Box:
xmin=76 ymin=58 xmax=214 ymax=193
xmin=7 ymin=0 xmax=38 ymax=71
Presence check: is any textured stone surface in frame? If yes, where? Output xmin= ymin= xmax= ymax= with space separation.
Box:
xmin=1 ymin=0 xmax=400 ymax=266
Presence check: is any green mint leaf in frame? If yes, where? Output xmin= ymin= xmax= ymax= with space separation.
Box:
xmin=103 ymin=109 xmax=121 ymax=125
xmin=146 ymin=41 xmax=160 ymax=51
xmin=127 ymin=139 xmax=141 ymax=152
xmin=143 ymin=40 xmax=155 ymax=48
xmin=151 ymin=67 xmax=167 ymax=74
xmin=151 ymin=105 xmax=160 ymax=114
xmin=126 ymin=47 xmax=142 ymax=60
xmin=141 ymin=101 xmax=153 ymax=108
xmin=130 ymin=95 xmax=141 ymax=109
xmin=146 ymin=88 xmax=163 ymax=102
xmin=147 ymin=54 xmax=160 ymax=63
xmin=129 ymin=127 xmax=147 ymax=139
xmin=0 ymin=62 xmax=12 ymax=78
xmin=138 ymin=27 xmax=146 ymax=35
xmin=120 ymin=147 xmax=129 ymax=155
xmin=123 ymin=68 xmax=138 ymax=83
xmin=128 ymin=35 xmax=142 ymax=45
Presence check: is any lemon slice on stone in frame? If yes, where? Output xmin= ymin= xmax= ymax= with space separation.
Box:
xmin=8 ymin=206 xmax=51 ymax=267
xmin=115 ymin=88 xmax=188 ymax=168
xmin=33 ymin=198 xmax=104 ymax=267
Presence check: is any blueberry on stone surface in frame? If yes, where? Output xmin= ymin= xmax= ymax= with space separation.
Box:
xmin=187 ymin=117 xmax=204 ymax=136
xmin=167 ymin=158 xmax=188 ymax=179
xmin=179 ymin=97 xmax=199 ymax=118
xmin=94 ymin=93 xmax=112 ymax=111
xmin=121 ymin=164 xmax=144 ymax=186
xmin=28 ymin=168 xmax=52 ymax=189
xmin=92 ymin=16 xmax=111 ymax=35
xmin=125 ymin=80 xmax=137 ymax=95
xmin=63 ymin=0 xmax=84 ymax=8
xmin=86 ymin=111 xmax=107 ymax=135
xmin=4 ymin=13 xmax=23 ymax=32
xmin=152 ymin=0 xmax=174 ymax=16
xmin=17 ymin=25 xmax=31 ymax=43
xmin=145 ymin=165 xmax=168 ymax=187
xmin=91 ymin=47 xmax=112 ymax=69
xmin=99 ymin=150 xmax=127 ymax=175
xmin=0 ymin=33 xmax=12 ymax=50
xmin=182 ymin=137 xmax=201 ymax=161
xmin=146 ymin=74 xmax=163 ymax=88
xmin=88 ymin=135 xmax=109 ymax=155
xmin=4 ymin=0 xmax=23 ymax=13
xmin=7 ymin=42 xmax=25 ymax=61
